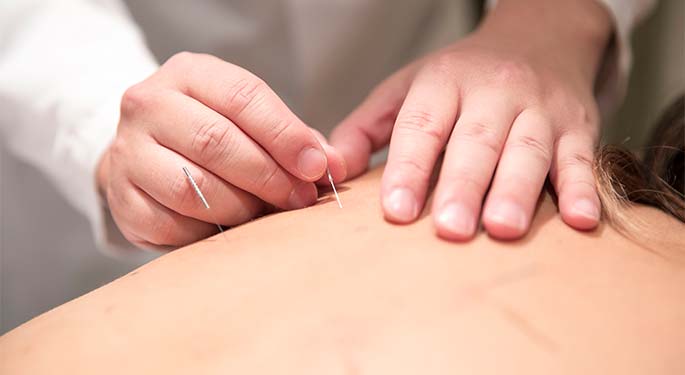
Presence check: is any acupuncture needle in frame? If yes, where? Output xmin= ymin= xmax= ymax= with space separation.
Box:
xmin=182 ymin=167 xmax=228 ymax=241
xmin=327 ymin=167 xmax=343 ymax=208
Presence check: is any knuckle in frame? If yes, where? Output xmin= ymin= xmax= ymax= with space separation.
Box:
xmin=509 ymin=134 xmax=552 ymax=162
xmin=266 ymin=117 xmax=294 ymax=146
xmin=559 ymin=151 xmax=594 ymax=171
xmin=569 ymin=102 xmax=591 ymax=121
xmin=396 ymin=109 xmax=447 ymax=144
xmin=573 ymin=179 xmax=597 ymax=191
xmin=490 ymin=60 xmax=534 ymax=86
xmin=191 ymin=118 xmax=235 ymax=163
xmin=447 ymin=168 xmax=489 ymax=196
xmin=165 ymin=51 xmax=198 ymax=69
xmin=120 ymin=83 xmax=154 ymax=117
xmin=108 ymin=139 xmax=128 ymax=162
xmin=566 ymin=104 xmax=598 ymax=134
xmin=459 ymin=121 xmax=502 ymax=156
xmin=225 ymin=76 xmax=268 ymax=116
xmin=554 ymin=151 xmax=595 ymax=191
xmin=253 ymin=164 xmax=281 ymax=194
xmin=558 ymin=177 xmax=597 ymax=195
xmin=169 ymin=171 xmax=207 ymax=213
xmin=105 ymin=189 xmax=122 ymax=217
xmin=369 ymin=78 xmax=401 ymax=104
xmin=424 ymin=53 xmax=457 ymax=76
xmin=147 ymin=212 xmax=178 ymax=246
xmin=394 ymin=153 xmax=433 ymax=178
xmin=106 ymin=179 xmax=134 ymax=212
xmin=366 ymin=79 xmax=407 ymax=118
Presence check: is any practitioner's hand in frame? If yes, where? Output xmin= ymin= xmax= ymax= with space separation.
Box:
xmin=97 ymin=52 xmax=346 ymax=250
xmin=330 ymin=0 xmax=611 ymax=240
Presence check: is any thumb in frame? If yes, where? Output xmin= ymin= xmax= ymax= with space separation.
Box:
xmin=329 ymin=65 xmax=418 ymax=179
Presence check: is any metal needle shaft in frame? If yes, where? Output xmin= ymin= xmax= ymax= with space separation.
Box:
xmin=182 ymin=167 xmax=226 ymax=236
xmin=327 ymin=167 xmax=343 ymax=209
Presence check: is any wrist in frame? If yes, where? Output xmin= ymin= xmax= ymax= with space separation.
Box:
xmin=478 ymin=0 xmax=612 ymax=82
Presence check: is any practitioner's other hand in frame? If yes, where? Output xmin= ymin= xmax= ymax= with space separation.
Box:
xmin=97 ymin=52 xmax=346 ymax=250
xmin=330 ymin=0 xmax=611 ymax=240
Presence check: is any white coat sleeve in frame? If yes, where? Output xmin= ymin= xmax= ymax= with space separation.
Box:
xmin=485 ymin=0 xmax=658 ymax=113
xmin=0 ymin=0 xmax=159 ymax=258
xmin=592 ymin=0 xmax=657 ymax=112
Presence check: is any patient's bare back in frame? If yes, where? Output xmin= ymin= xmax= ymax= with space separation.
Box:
xmin=1 ymin=167 xmax=684 ymax=374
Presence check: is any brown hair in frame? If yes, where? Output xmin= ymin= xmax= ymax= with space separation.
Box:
xmin=594 ymin=94 xmax=684 ymax=242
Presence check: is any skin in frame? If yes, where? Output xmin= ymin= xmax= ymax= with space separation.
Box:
xmin=2 ymin=166 xmax=684 ymax=374
xmin=96 ymin=52 xmax=347 ymax=250
xmin=97 ymin=0 xmax=614 ymax=250
xmin=331 ymin=0 xmax=612 ymax=240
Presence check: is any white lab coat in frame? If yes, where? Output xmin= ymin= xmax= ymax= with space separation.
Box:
xmin=0 ymin=0 xmax=656 ymax=257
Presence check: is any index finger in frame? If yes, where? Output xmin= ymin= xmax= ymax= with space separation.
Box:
xmin=163 ymin=52 xmax=328 ymax=182
xmin=381 ymin=63 xmax=461 ymax=223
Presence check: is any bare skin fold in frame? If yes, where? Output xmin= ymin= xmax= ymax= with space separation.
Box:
xmin=1 ymin=166 xmax=684 ymax=374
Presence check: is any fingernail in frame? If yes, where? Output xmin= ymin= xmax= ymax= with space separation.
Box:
xmin=436 ymin=203 xmax=475 ymax=239
xmin=487 ymin=201 xmax=527 ymax=231
xmin=288 ymin=183 xmax=317 ymax=209
xmin=323 ymin=144 xmax=348 ymax=182
xmin=298 ymin=147 xmax=327 ymax=180
xmin=572 ymin=199 xmax=600 ymax=221
xmin=383 ymin=187 xmax=418 ymax=222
